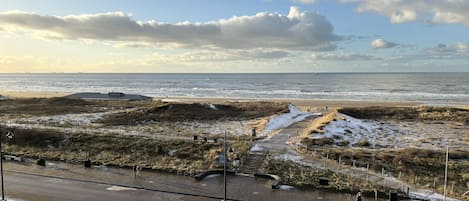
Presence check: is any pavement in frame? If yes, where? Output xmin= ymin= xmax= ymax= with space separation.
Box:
xmin=4 ymin=172 xmax=188 ymax=201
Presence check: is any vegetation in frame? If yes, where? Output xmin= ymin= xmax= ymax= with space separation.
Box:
xmin=0 ymin=127 xmax=253 ymax=173
xmin=0 ymin=97 xmax=152 ymax=116
xmin=339 ymin=106 xmax=469 ymax=125
xmin=101 ymin=101 xmax=289 ymax=125
xmin=265 ymin=160 xmax=399 ymax=199
xmin=308 ymin=147 xmax=469 ymax=198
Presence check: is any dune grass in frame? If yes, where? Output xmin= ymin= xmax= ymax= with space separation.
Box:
xmin=101 ymin=101 xmax=289 ymax=125
xmin=1 ymin=126 xmax=252 ymax=173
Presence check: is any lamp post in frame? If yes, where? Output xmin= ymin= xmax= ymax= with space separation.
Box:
xmin=444 ymin=145 xmax=449 ymax=201
xmin=1 ymin=129 xmax=14 ymax=201
xmin=223 ymin=131 xmax=227 ymax=201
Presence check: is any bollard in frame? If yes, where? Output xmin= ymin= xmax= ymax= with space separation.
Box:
xmin=389 ymin=190 xmax=398 ymax=201
xmin=84 ymin=159 xmax=92 ymax=168
xmin=36 ymin=158 xmax=46 ymax=166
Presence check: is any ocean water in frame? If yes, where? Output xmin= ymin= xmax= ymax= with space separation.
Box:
xmin=0 ymin=73 xmax=468 ymax=104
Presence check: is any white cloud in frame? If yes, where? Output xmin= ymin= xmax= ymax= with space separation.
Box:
xmin=370 ymin=38 xmax=398 ymax=49
xmin=339 ymin=0 xmax=469 ymax=26
xmin=311 ymin=52 xmax=379 ymax=61
xmin=390 ymin=42 xmax=469 ymax=62
xmin=292 ymin=0 xmax=318 ymax=4
xmin=0 ymin=7 xmax=340 ymax=51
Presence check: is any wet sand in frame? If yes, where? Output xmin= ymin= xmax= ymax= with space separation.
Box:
xmin=2 ymin=90 xmax=466 ymax=109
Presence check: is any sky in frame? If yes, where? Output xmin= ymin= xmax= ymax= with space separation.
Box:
xmin=0 ymin=0 xmax=468 ymax=73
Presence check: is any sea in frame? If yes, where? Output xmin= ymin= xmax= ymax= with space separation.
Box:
xmin=0 ymin=73 xmax=468 ymax=105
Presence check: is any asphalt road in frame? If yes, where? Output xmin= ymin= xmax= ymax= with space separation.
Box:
xmin=4 ymin=172 xmax=203 ymax=201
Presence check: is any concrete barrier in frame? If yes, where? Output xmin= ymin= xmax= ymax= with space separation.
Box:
xmin=4 ymin=155 xmax=23 ymax=162
xmin=84 ymin=159 xmax=92 ymax=168
xmin=194 ymin=170 xmax=235 ymax=181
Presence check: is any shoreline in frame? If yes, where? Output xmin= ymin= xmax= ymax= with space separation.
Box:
xmin=1 ymin=90 xmax=467 ymax=108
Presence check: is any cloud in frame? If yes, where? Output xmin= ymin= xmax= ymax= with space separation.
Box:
xmin=389 ymin=42 xmax=469 ymax=62
xmin=155 ymin=49 xmax=292 ymax=62
xmin=423 ymin=43 xmax=469 ymax=59
xmin=292 ymin=0 xmax=318 ymax=4
xmin=339 ymin=0 xmax=469 ymax=26
xmin=0 ymin=7 xmax=340 ymax=51
xmin=311 ymin=52 xmax=379 ymax=61
xmin=370 ymin=38 xmax=398 ymax=49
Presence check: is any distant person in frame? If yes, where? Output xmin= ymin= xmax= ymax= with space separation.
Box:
xmin=356 ymin=191 xmax=362 ymax=201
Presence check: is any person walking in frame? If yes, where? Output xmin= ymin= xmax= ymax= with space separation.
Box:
xmin=356 ymin=191 xmax=362 ymax=201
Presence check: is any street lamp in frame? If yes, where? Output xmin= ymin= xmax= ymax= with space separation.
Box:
xmin=222 ymin=131 xmax=234 ymax=201
xmin=1 ymin=129 xmax=14 ymax=201
xmin=223 ymin=131 xmax=227 ymax=201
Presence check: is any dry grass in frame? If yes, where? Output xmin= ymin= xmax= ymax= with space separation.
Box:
xmin=311 ymin=147 xmax=469 ymax=199
xmin=301 ymin=137 xmax=334 ymax=146
xmin=0 ymin=127 xmax=252 ymax=173
xmin=0 ymin=97 xmax=153 ymax=116
xmin=266 ymin=160 xmax=395 ymax=197
xmin=101 ymin=101 xmax=289 ymax=125
xmin=339 ymin=106 xmax=469 ymax=125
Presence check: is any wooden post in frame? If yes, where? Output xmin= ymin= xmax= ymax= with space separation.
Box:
xmin=337 ymin=156 xmax=341 ymax=171
xmin=366 ymin=164 xmax=369 ymax=184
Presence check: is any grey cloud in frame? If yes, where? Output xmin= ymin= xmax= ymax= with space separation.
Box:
xmin=312 ymin=52 xmax=379 ymax=61
xmin=179 ymin=49 xmax=292 ymax=62
xmin=390 ymin=43 xmax=469 ymax=62
xmin=339 ymin=0 xmax=469 ymax=26
xmin=0 ymin=7 xmax=340 ymax=51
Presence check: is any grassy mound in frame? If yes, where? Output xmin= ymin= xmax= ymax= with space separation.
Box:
xmin=0 ymin=97 xmax=97 ymax=115
xmin=101 ymin=101 xmax=289 ymax=125
xmin=339 ymin=106 xmax=469 ymax=124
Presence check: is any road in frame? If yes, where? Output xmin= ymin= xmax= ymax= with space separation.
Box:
xmin=1 ymin=161 xmax=374 ymax=201
xmin=5 ymin=171 xmax=190 ymax=201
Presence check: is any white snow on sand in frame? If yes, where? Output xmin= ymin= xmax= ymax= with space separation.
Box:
xmin=250 ymin=144 xmax=264 ymax=152
xmin=18 ymin=109 xmax=136 ymax=126
xmin=409 ymin=189 xmax=459 ymax=201
xmin=208 ymin=103 xmax=218 ymax=110
xmin=264 ymin=104 xmax=314 ymax=133
xmin=273 ymin=154 xmax=312 ymax=167
xmin=313 ymin=113 xmax=469 ymax=150
xmin=316 ymin=114 xmax=381 ymax=147
xmin=106 ymin=186 xmax=137 ymax=191
xmin=279 ymin=185 xmax=295 ymax=190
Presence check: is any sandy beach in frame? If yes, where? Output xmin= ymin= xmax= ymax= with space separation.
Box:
xmin=1 ymin=90 xmax=424 ymax=107
xmin=0 ymin=91 xmax=70 ymax=98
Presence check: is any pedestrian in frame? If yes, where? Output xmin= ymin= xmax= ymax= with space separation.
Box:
xmin=356 ymin=191 xmax=362 ymax=201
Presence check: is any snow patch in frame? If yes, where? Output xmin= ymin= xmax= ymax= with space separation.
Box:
xmin=106 ymin=186 xmax=137 ymax=191
xmin=273 ymin=154 xmax=312 ymax=167
xmin=208 ymin=104 xmax=218 ymax=110
xmin=250 ymin=144 xmax=264 ymax=152
xmin=279 ymin=185 xmax=294 ymax=190
xmin=314 ymin=114 xmax=391 ymax=147
xmin=409 ymin=190 xmax=459 ymax=201
xmin=264 ymin=104 xmax=313 ymax=133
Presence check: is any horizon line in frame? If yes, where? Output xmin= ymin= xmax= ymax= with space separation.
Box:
xmin=1 ymin=72 xmax=469 ymax=74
